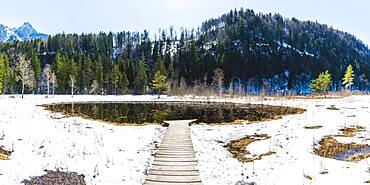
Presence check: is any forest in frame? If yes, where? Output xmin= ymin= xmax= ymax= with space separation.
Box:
xmin=0 ymin=8 xmax=369 ymax=96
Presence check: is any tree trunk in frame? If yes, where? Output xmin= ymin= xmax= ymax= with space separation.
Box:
xmin=21 ymin=82 xmax=24 ymax=98
xmin=47 ymin=80 xmax=50 ymax=96
xmin=71 ymin=81 xmax=74 ymax=98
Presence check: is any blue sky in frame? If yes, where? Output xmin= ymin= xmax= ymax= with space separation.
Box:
xmin=1 ymin=0 xmax=369 ymax=45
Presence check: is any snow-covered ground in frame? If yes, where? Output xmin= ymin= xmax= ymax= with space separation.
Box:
xmin=1 ymin=94 xmax=370 ymax=185
xmin=0 ymin=95 xmax=167 ymax=185
xmin=192 ymin=95 xmax=370 ymax=185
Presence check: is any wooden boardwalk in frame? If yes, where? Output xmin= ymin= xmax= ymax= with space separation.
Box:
xmin=144 ymin=120 xmax=202 ymax=185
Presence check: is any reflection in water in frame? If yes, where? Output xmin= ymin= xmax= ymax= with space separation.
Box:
xmin=44 ymin=102 xmax=304 ymax=125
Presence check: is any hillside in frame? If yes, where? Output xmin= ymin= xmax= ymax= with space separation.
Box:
xmin=0 ymin=8 xmax=369 ymax=95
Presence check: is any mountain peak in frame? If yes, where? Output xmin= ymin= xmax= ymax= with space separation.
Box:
xmin=19 ymin=22 xmax=34 ymax=29
xmin=0 ymin=22 xmax=47 ymax=42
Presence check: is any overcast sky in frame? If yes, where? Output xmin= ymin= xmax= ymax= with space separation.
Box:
xmin=1 ymin=0 xmax=369 ymax=45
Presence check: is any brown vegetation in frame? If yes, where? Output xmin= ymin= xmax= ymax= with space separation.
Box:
xmin=327 ymin=105 xmax=340 ymax=110
xmin=226 ymin=134 xmax=275 ymax=163
xmin=336 ymin=125 xmax=365 ymax=137
xmin=0 ymin=147 xmax=11 ymax=160
xmin=304 ymin=125 xmax=323 ymax=129
xmin=313 ymin=136 xmax=370 ymax=162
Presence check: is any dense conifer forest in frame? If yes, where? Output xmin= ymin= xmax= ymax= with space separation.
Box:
xmin=0 ymin=8 xmax=369 ymax=95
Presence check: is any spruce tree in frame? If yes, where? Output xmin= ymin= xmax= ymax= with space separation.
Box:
xmin=120 ymin=72 xmax=129 ymax=94
xmin=0 ymin=54 xmax=4 ymax=93
xmin=342 ymin=64 xmax=354 ymax=90
xmin=111 ymin=64 xmax=121 ymax=95
xmin=168 ymin=62 xmax=175 ymax=80
xmin=134 ymin=60 xmax=147 ymax=94
xmin=31 ymin=51 xmax=41 ymax=92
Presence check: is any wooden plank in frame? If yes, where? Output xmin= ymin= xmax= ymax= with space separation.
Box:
xmin=149 ymin=170 xmax=200 ymax=176
xmin=144 ymin=181 xmax=202 ymax=185
xmin=154 ymin=155 xmax=196 ymax=158
xmin=152 ymin=161 xmax=198 ymax=166
xmin=145 ymin=119 xmax=202 ymax=185
xmin=149 ymin=165 xmax=199 ymax=171
xmin=154 ymin=157 xmax=197 ymax=162
xmin=146 ymin=174 xmax=201 ymax=182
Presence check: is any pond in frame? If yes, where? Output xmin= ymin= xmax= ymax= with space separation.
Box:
xmin=43 ymin=101 xmax=305 ymax=125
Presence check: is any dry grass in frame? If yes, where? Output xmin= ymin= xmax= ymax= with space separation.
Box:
xmin=0 ymin=147 xmax=11 ymax=160
xmin=281 ymin=93 xmax=348 ymax=100
xmin=327 ymin=105 xmax=340 ymax=110
xmin=226 ymin=134 xmax=275 ymax=163
xmin=313 ymin=136 xmax=370 ymax=162
xmin=304 ymin=174 xmax=313 ymax=180
xmin=304 ymin=125 xmax=323 ymax=129
xmin=337 ymin=125 xmax=366 ymax=137
xmin=345 ymin=153 xmax=370 ymax=162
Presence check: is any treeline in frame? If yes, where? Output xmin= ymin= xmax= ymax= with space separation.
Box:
xmin=0 ymin=8 xmax=369 ymax=96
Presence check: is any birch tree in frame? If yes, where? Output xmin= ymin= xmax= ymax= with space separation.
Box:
xmin=70 ymin=75 xmax=75 ymax=97
xmin=51 ymin=72 xmax=57 ymax=95
xmin=16 ymin=56 xmax=35 ymax=98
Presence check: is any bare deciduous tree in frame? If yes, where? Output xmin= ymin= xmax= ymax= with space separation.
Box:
xmin=43 ymin=64 xmax=52 ymax=96
xmin=229 ymin=81 xmax=234 ymax=98
xmin=51 ymin=72 xmax=57 ymax=95
xmin=16 ymin=56 xmax=35 ymax=98
xmin=212 ymin=68 xmax=224 ymax=96
xmin=178 ymin=77 xmax=187 ymax=95
xmin=89 ymin=80 xmax=99 ymax=95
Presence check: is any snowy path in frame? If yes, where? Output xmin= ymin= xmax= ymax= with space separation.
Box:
xmin=144 ymin=120 xmax=202 ymax=185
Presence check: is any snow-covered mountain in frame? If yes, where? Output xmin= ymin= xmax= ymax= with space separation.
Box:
xmin=0 ymin=22 xmax=47 ymax=42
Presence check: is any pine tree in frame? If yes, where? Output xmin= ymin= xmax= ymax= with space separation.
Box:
xmin=342 ymin=64 xmax=354 ymax=90
xmin=153 ymin=59 xmax=166 ymax=77
xmin=31 ymin=51 xmax=41 ymax=92
xmin=81 ymin=55 xmax=93 ymax=93
xmin=152 ymin=70 xmax=169 ymax=98
xmin=0 ymin=54 xmax=4 ymax=93
xmin=95 ymin=55 xmax=104 ymax=91
xmin=2 ymin=55 xmax=10 ymax=93
xmin=120 ymin=72 xmax=129 ymax=94
xmin=53 ymin=52 xmax=66 ymax=93
xmin=111 ymin=64 xmax=121 ymax=95
xmin=168 ymin=62 xmax=175 ymax=80
xmin=134 ymin=60 xmax=147 ymax=94
xmin=309 ymin=70 xmax=331 ymax=93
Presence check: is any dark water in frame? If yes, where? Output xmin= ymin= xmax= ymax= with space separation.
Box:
xmin=43 ymin=101 xmax=304 ymax=125
xmin=335 ymin=147 xmax=370 ymax=161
